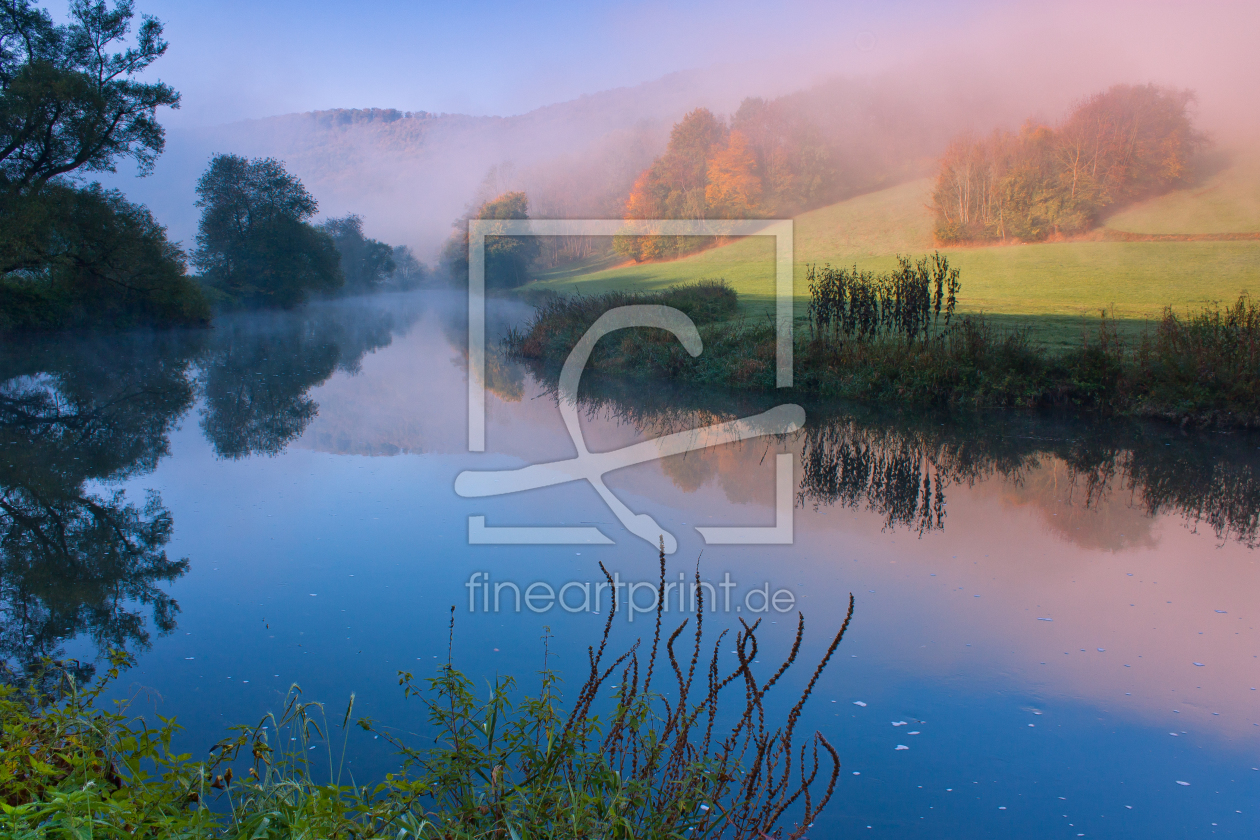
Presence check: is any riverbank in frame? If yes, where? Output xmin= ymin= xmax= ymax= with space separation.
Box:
xmin=507 ymin=283 xmax=1260 ymax=429
xmin=1 ymin=576 xmax=849 ymax=839
xmin=525 ymin=168 xmax=1260 ymax=351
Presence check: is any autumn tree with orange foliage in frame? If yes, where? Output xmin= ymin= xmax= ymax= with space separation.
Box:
xmin=615 ymin=108 xmax=732 ymax=261
xmin=705 ymin=131 xmax=762 ymax=218
xmin=932 ymin=84 xmax=1204 ymax=243
xmin=614 ymin=96 xmax=857 ymax=263
xmin=616 ymin=108 xmax=808 ymax=261
xmin=730 ymin=96 xmax=833 ymax=216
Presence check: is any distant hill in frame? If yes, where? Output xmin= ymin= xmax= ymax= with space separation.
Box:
xmin=101 ymin=64 xmax=1049 ymax=262
xmin=100 ymin=65 xmax=804 ymax=258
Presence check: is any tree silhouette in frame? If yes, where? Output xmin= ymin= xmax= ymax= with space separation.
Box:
xmin=0 ymin=332 xmax=197 ymax=683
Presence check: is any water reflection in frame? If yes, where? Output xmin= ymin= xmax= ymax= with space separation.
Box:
xmin=799 ymin=417 xmax=947 ymax=535
xmin=199 ymin=302 xmax=421 ymax=459
xmin=544 ymin=368 xmax=1260 ymax=550
xmin=0 ymin=334 xmax=197 ymax=681
xmin=795 ymin=409 xmax=1260 ymax=549
xmin=0 ymin=297 xmax=423 ymax=679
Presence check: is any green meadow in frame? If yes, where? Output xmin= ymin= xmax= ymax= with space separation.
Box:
xmin=529 ymin=152 xmax=1260 ymax=350
xmin=1106 ymin=146 xmax=1260 ymax=235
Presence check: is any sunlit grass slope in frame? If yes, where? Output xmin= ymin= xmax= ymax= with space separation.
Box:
xmin=530 ymin=172 xmax=1260 ymax=349
xmin=1105 ymin=146 xmax=1260 ymax=234
xmin=531 ymin=179 xmax=934 ymax=304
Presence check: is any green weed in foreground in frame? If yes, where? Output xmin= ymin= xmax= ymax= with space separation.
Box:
xmin=1 ymin=558 xmax=853 ymax=839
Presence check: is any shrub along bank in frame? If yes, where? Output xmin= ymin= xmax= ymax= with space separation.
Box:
xmin=507 ymin=263 xmax=1260 ymax=428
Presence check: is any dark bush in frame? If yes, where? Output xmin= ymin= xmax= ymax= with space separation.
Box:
xmin=0 ymin=185 xmax=209 ymax=332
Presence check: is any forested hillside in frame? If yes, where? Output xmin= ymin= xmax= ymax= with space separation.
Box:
xmin=105 ymin=69 xmax=1042 ymax=260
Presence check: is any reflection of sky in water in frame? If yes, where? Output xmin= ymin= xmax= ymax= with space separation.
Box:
xmin=8 ymin=291 xmax=1258 ymax=838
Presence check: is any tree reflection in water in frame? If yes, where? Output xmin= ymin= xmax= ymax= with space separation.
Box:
xmin=0 ymin=334 xmax=198 ymax=684
xmin=552 ymin=371 xmax=1260 ymax=549
xmin=198 ymin=301 xmax=418 ymax=459
xmin=0 ymin=298 xmax=422 ymax=683
xmin=798 ymin=411 xmax=1260 ymax=546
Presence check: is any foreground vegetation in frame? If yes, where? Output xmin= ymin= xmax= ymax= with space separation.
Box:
xmin=1 ymin=561 xmax=852 ymax=839
xmin=508 ymin=270 xmax=1260 ymax=428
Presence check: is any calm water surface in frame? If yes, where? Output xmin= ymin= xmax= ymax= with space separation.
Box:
xmin=2 ymin=290 xmax=1257 ymax=838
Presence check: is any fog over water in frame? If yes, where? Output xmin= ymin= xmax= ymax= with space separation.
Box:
xmin=5 ymin=292 xmax=1247 ymax=837
xmin=8 ymin=2 xmax=1260 ymax=835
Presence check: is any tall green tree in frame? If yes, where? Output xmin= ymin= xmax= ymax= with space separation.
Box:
xmin=318 ymin=214 xmax=396 ymax=293
xmin=614 ymin=108 xmax=729 ymax=261
xmin=193 ymin=154 xmax=343 ymax=308
xmin=0 ymin=0 xmax=179 ymax=194
xmin=441 ymin=190 xmax=539 ymax=288
xmin=0 ymin=1 xmax=206 ymax=331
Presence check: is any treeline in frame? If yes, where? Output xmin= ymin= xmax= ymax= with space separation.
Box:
xmin=613 ymin=104 xmax=837 ymax=261
xmin=0 ymin=1 xmax=428 ymax=335
xmin=931 ymin=84 xmax=1204 ymax=243
xmin=603 ymin=82 xmax=1209 ymax=262
xmin=192 ymin=153 xmax=426 ymax=310
xmin=612 ymin=78 xmax=952 ymax=263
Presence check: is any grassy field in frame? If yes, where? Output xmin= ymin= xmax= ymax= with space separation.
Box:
xmin=528 ymin=157 xmax=1260 ymax=350
xmin=1105 ymin=146 xmax=1260 ymax=235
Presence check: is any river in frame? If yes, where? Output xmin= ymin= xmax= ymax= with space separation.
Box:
xmin=2 ymin=289 xmax=1256 ymax=837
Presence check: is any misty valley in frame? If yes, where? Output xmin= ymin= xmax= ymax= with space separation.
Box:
xmin=1 ymin=1 xmax=1258 ymax=838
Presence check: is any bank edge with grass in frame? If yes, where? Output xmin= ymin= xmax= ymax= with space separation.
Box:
xmin=1 ymin=555 xmax=852 ymax=839
xmin=507 ymin=259 xmax=1260 ymax=428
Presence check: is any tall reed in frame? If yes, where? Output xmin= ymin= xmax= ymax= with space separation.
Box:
xmin=806 ymin=253 xmax=959 ymax=344
xmin=2 ymin=548 xmax=854 ymax=839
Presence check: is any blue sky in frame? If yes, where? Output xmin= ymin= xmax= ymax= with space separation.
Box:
xmin=41 ymin=0 xmax=972 ymax=124
xmin=37 ymin=0 xmax=1260 ymax=135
